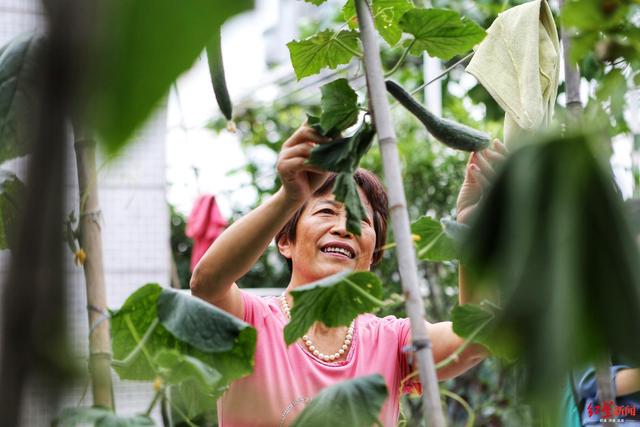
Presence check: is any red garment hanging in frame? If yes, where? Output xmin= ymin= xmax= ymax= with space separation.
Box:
xmin=186 ymin=194 xmax=228 ymax=272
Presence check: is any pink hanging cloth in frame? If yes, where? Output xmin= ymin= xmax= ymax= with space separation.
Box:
xmin=186 ymin=194 xmax=228 ymax=272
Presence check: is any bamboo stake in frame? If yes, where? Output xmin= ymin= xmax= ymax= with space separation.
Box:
xmin=74 ymin=128 xmax=115 ymax=410
xmin=559 ymin=1 xmax=615 ymax=424
xmin=354 ymin=1 xmax=446 ymax=426
xmin=559 ymin=0 xmax=583 ymax=120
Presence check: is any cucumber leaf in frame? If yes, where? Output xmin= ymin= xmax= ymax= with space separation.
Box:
xmin=399 ymin=9 xmax=485 ymax=60
xmin=291 ymin=374 xmax=388 ymax=427
xmin=110 ymin=283 xmax=256 ymax=387
xmin=319 ymin=78 xmax=359 ymax=134
xmin=451 ymin=303 xmax=516 ymax=361
xmin=88 ymin=0 xmax=253 ymax=154
xmin=55 ymin=407 xmax=153 ymax=427
xmin=0 ymin=171 xmax=24 ymax=250
xmin=333 ymin=172 xmax=369 ymax=236
xmin=462 ymin=134 xmax=640 ymax=396
xmin=307 ymin=119 xmax=376 ymax=236
xmin=284 ymin=271 xmax=383 ymax=345
xmin=411 ymin=216 xmax=467 ymax=261
xmin=342 ymin=0 xmax=415 ymax=47
xmin=0 ymin=33 xmax=43 ymax=163
xmin=304 ymin=0 xmax=328 ymax=5
xmin=308 ymin=121 xmax=375 ymax=173
xmin=154 ymin=349 xmax=222 ymax=389
xmin=287 ymin=30 xmax=361 ymax=80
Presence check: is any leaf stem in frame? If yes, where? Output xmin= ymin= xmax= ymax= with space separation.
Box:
xmin=440 ymin=388 xmax=475 ymax=427
xmin=409 ymin=51 xmax=474 ymax=97
xmin=435 ymin=318 xmax=492 ymax=370
xmin=168 ymin=396 xmax=199 ymax=427
xmin=145 ymin=388 xmax=163 ymax=417
xmin=344 ymin=278 xmax=386 ymax=307
xmin=111 ymin=318 xmax=159 ymax=368
xmin=385 ymin=39 xmax=415 ymax=78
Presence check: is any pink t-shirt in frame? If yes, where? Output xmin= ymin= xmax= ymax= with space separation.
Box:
xmin=218 ymin=290 xmax=421 ymax=427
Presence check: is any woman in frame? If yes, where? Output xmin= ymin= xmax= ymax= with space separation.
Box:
xmin=190 ymin=123 xmax=506 ymax=426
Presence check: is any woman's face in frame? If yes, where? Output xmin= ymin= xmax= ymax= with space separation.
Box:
xmin=278 ymin=188 xmax=377 ymax=286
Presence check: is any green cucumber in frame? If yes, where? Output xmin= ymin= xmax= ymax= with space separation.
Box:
xmin=206 ymin=29 xmax=233 ymax=121
xmin=386 ymin=80 xmax=490 ymax=152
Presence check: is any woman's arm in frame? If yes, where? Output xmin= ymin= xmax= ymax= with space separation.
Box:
xmin=456 ymin=140 xmax=507 ymax=304
xmin=616 ymin=368 xmax=640 ymax=397
xmin=190 ymin=124 xmax=330 ymax=318
xmin=427 ymin=141 xmax=507 ymax=380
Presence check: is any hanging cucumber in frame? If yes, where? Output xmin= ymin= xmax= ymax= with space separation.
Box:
xmin=386 ymin=80 xmax=490 ymax=152
xmin=206 ymin=29 xmax=235 ymax=132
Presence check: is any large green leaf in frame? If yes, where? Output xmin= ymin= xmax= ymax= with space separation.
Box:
xmin=88 ymin=0 xmax=253 ymax=153
xmin=342 ymin=0 xmax=415 ymax=46
xmin=291 ymin=374 xmax=388 ymax=427
xmin=154 ymin=349 xmax=221 ymax=389
xmin=0 ymin=171 xmax=24 ymax=250
xmin=0 ymin=33 xmax=43 ymax=163
xmin=168 ymin=380 xmax=217 ymax=424
xmin=110 ymin=284 xmax=256 ymax=387
xmin=307 ymin=120 xmax=376 ymax=236
xmin=333 ymin=172 xmax=370 ymax=236
xmin=55 ymin=407 xmax=153 ymax=427
xmin=399 ymin=9 xmax=486 ymax=60
xmin=284 ymin=271 xmax=383 ymax=345
xmin=319 ymin=78 xmax=359 ymax=134
xmin=287 ymin=30 xmax=361 ymax=80
xmin=462 ymin=134 xmax=640 ymax=397
xmin=450 ymin=303 xmax=515 ymax=361
xmin=411 ymin=216 xmax=467 ymax=261
xmin=308 ymin=121 xmax=375 ymax=173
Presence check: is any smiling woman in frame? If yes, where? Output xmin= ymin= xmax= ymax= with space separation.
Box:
xmin=189 ymin=122 xmax=504 ymax=426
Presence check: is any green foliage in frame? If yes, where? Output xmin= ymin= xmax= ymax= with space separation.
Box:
xmin=284 ymin=271 xmax=383 ymax=344
xmin=88 ymin=0 xmax=253 ymax=153
xmin=0 ymin=171 xmax=24 ymax=250
xmin=319 ymin=78 xmax=359 ymax=133
xmin=307 ymin=78 xmax=376 ymax=235
xmin=463 ymin=134 xmax=640 ymax=398
xmin=154 ymin=349 xmax=221 ymax=391
xmin=55 ymin=407 xmax=153 ymax=427
xmin=0 ymin=33 xmax=43 ymax=163
xmin=411 ymin=216 xmax=467 ymax=261
xmin=110 ymin=283 xmax=256 ymax=388
xmin=342 ymin=0 xmax=415 ymax=46
xmin=291 ymin=374 xmax=388 ymax=427
xmin=561 ymin=0 xmax=640 ymax=68
xmin=333 ymin=171 xmax=371 ymax=235
xmin=287 ymin=30 xmax=361 ymax=80
xmin=399 ymin=9 xmax=486 ymax=60
xmin=451 ymin=303 xmax=516 ymax=361
xmin=308 ymin=122 xmax=375 ymax=172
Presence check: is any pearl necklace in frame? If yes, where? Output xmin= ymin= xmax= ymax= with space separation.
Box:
xmin=279 ymin=293 xmax=354 ymax=362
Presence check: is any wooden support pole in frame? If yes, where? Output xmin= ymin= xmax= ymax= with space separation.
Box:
xmin=74 ymin=129 xmax=115 ymax=410
xmin=354 ymin=0 xmax=446 ymax=425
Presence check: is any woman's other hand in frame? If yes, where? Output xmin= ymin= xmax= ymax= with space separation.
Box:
xmin=277 ymin=123 xmax=331 ymax=205
xmin=456 ymin=139 xmax=507 ymax=225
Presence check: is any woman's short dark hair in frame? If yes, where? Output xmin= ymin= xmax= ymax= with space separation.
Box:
xmin=275 ymin=168 xmax=389 ymax=270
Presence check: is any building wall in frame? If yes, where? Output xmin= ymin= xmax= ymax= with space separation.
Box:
xmin=0 ymin=1 xmax=170 ymax=424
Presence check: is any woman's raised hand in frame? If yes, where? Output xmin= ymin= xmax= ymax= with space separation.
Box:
xmin=277 ymin=123 xmax=331 ymax=205
xmin=456 ymin=140 xmax=508 ymax=225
